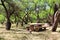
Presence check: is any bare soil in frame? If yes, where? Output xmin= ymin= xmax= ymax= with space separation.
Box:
xmin=0 ymin=24 xmax=60 ymax=40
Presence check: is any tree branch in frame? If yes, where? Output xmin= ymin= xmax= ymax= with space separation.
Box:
xmin=1 ymin=0 xmax=8 ymax=14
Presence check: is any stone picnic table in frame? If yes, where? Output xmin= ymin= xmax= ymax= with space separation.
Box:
xmin=26 ymin=23 xmax=49 ymax=32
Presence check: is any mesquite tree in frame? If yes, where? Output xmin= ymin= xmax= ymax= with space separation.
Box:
xmin=52 ymin=10 xmax=60 ymax=31
xmin=52 ymin=3 xmax=59 ymax=24
xmin=52 ymin=3 xmax=59 ymax=31
xmin=0 ymin=0 xmax=16 ymax=30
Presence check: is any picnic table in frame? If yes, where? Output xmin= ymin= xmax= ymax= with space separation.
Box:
xmin=26 ymin=23 xmax=49 ymax=32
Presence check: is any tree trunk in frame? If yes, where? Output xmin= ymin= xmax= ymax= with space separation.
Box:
xmin=52 ymin=3 xmax=59 ymax=24
xmin=6 ymin=16 xmax=11 ymax=30
xmin=52 ymin=20 xmax=58 ymax=31
xmin=6 ymin=20 xmax=11 ymax=30
xmin=37 ymin=12 xmax=40 ymax=23
xmin=21 ymin=21 xmax=23 ymax=26
xmin=52 ymin=15 xmax=58 ymax=31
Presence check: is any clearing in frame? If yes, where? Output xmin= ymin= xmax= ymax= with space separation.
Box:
xmin=0 ymin=24 xmax=60 ymax=40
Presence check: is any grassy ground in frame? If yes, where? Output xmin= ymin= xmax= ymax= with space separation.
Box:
xmin=0 ymin=24 xmax=60 ymax=40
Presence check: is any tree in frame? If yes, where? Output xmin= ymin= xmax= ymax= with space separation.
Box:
xmin=0 ymin=0 xmax=17 ymax=30
xmin=52 ymin=3 xmax=59 ymax=24
xmin=52 ymin=10 xmax=60 ymax=31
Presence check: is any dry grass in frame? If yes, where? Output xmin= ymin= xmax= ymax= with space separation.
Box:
xmin=0 ymin=24 xmax=60 ymax=40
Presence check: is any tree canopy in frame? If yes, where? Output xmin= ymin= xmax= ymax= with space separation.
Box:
xmin=0 ymin=0 xmax=60 ymax=30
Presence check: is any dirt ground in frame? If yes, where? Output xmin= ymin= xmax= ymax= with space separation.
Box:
xmin=0 ymin=24 xmax=60 ymax=40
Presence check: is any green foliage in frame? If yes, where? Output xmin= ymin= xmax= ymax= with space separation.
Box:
xmin=0 ymin=14 xmax=5 ymax=23
xmin=10 ymin=15 xmax=15 ymax=22
xmin=0 ymin=0 xmax=60 ymax=23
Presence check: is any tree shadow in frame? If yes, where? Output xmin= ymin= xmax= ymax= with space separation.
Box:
xmin=10 ymin=29 xmax=22 ymax=32
xmin=0 ymin=27 xmax=5 ymax=28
